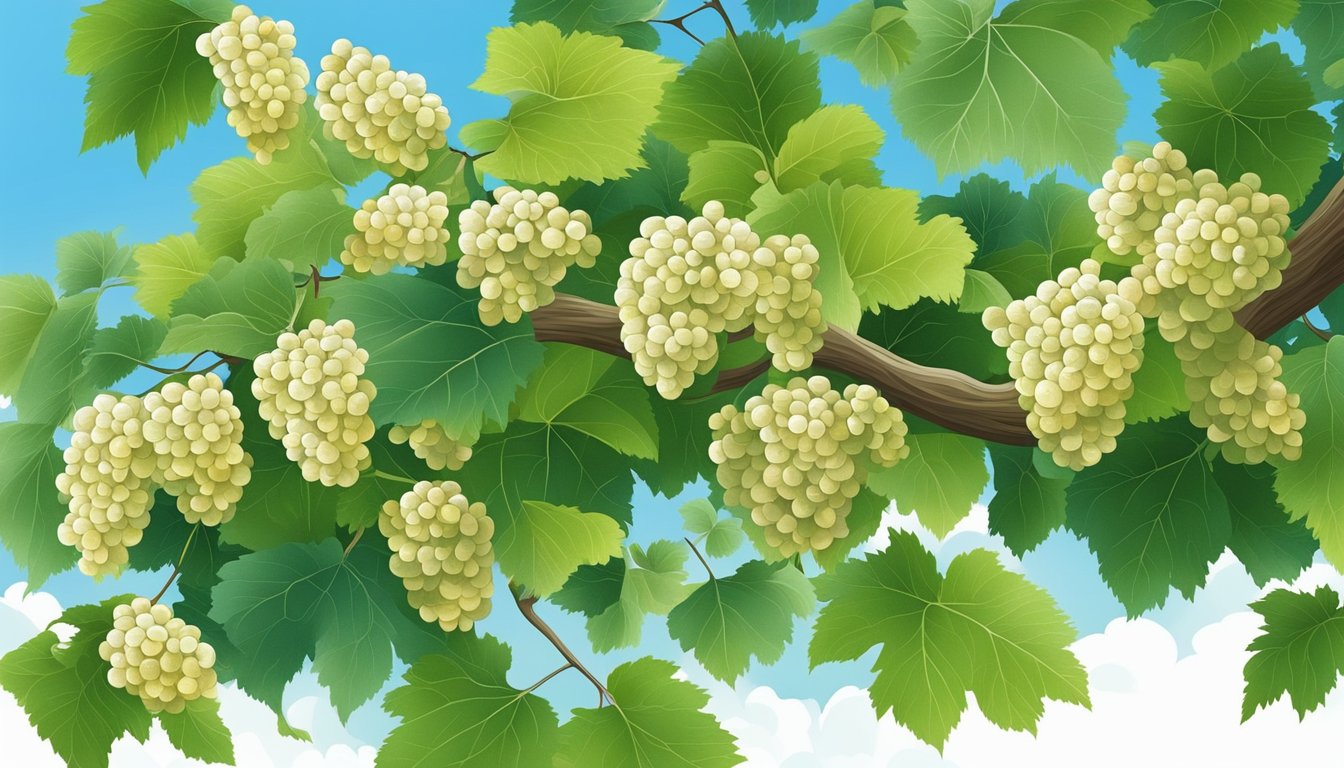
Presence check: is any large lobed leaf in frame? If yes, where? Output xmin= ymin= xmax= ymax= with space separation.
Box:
xmin=866 ymin=432 xmax=990 ymax=537
xmin=801 ymin=0 xmax=919 ymax=86
xmin=1242 ymin=586 xmax=1344 ymax=721
xmin=1295 ymin=0 xmax=1344 ymax=99
xmin=0 ymin=423 xmax=78 ymax=586
xmin=1125 ymin=0 xmax=1298 ymax=70
xmin=1276 ymin=337 xmax=1344 ymax=567
xmin=160 ymin=258 xmax=299 ymax=359
xmin=0 ymin=275 xmax=58 ymax=395
xmin=55 ymin=230 xmax=133 ymax=296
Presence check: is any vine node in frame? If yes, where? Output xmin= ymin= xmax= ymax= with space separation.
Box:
xmin=511 ymin=585 xmax=615 ymax=706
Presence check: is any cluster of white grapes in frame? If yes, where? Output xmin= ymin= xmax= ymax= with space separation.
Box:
xmin=195 ymin=5 xmax=309 ymax=164
xmin=341 ymin=183 xmax=451 ymax=275
xmin=56 ymin=374 xmax=252 ymax=576
xmin=615 ymin=201 xmax=827 ymax=399
xmin=379 ymin=481 xmax=494 ymax=631
xmin=389 ymin=420 xmax=473 ymax=471
xmin=456 ymin=187 xmax=601 ymax=326
xmin=252 ymin=319 xmax=377 ymax=487
xmin=1088 ymin=142 xmax=1203 ymax=257
xmin=982 ymin=260 xmax=1147 ymax=470
xmin=100 ymin=598 xmax=217 ymax=713
xmin=709 ymin=376 xmax=907 ymax=555
xmin=315 ymin=39 xmax=450 ymax=174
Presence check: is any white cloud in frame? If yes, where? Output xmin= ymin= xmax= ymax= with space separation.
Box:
xmin=864 ymin=503 xmax=1023 ymax=573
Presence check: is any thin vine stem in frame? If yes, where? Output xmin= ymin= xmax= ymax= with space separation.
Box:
xmin=373 ymin=470 xmax=418 ymax=485
xmin=150 ymin=523 xmax=200 ymax=605
xmin=1303 ymin=314 xmax=1334 ymax=341
xmin=342 ymin=527 xmax=365 ymax=559
xmin=685 ymin=537 xmax=715 ymax=580
xmin=134 ymin=358 xmax=227 ymax=397
xmin=511 ymin=585 xmax=614 ymax=706
xmin=130 ymin=349 xmax=211 ymax=375
xmin=518 ymin=662 xmax=574 ymax=699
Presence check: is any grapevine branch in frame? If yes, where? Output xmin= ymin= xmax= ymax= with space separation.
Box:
xmin=511 ymin=586 xmax=614 ymax=706
xmin=532 ymin=173 xmax=1344 ymax=446
xmin=685 ymin=537 xmax=715 ymax=580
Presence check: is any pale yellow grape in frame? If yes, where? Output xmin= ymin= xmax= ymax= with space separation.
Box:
xmin=379 ymin=480 xmax=494 ymax=631
xmin=1088 ymin=142 xmax=1204 ymax=258
xmin=315 ymin=39 xmax=450 ymax=174
xmin=196 ymin=5 xmax=309 ymax=164
xmin=389 ymin=420 xmax=472 ymax=471
xmin=456 ymin=187 xmax=601 ymax=325
xmin=251 ymin=319 xmax=377 ymax=487
xmin=100 ymin=598 xmax=217 ymax=714
xmin=342 ymin=184 xmax=451 ymax=275
xmin=753 ymin=233 xmax=827 ymax=371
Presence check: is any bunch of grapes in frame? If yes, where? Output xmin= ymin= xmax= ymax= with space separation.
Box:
xmin=341 ymin=183 xmax=452 ymax=275
xmin=315 ymin=39 xmax=450 ymax=174
xmin=709 ymin=376 xmax=907 ymax=556
xmin=195 ymin=5 xmax=309 ymax=164
xmin=252 ymin=319 xmax=377 ymax=487
xmin=388 ymin=420 xmax=473 ymax=471
xmin=983 ymin=260 xmax=1147 ymax=470
xmin=379 ymin=480 xmax=494 ymax=631
xmin=456 ymin=187 xmax=601 ymax=325
xmin=100 ymin=598 xmax=218 ymax=713
xmin=1088 ymin=142 xmax=1208 ymax=258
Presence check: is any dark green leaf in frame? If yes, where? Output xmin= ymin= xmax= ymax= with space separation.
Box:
xmin=919 ymin=174 xmax=1027 ymax=260
xmin=509 ymin=0 xmax=664 ymax=50
xmin=746 ymin=0 xmax=820 ymax=27
xmin=0 ymin=423 xmax=76 ymax=586
xmin=801 ymin=0 xmax=919 ymax=86
xmin=517 ymin=345 xmax=658 ymax=460
xmin=1125 ymin=328 xmax=1190 ymax=423
xmin=987 ymin=444 xmax=1070 ymax=555
xmin=550 ymin=559 xmax=626 ymax=618
xmin=1124 ymin=0 xmax=1298 ymax=69
xmin=1275 ymin=337 xmax=1344 ymax=566
xmin=14 ymin=292 xmax=100 ymax=426
xmin=1214 ymin=459 xmax=1315 ymax=586
xmin=1242 ymin=586 xmax=1344 ymax=720
xmin=1295 ymin=0 xmax=1344 ymax=99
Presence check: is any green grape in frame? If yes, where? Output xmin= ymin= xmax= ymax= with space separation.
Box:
xmin=753 ymin=233 xmax=827 ymax=372
xmin=389 ymin=420 xmax=473 ymax=471
xmin=1088 ymin=141 xmax=1203 ymax=258
xmin=342 ymin=183 xmax=452 ymax=275
xmin=100 ymin=598 xmax=218 ymax=714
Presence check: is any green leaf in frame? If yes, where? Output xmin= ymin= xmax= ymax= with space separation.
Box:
xmin=14 ymin=292 xmax=100 ymax=426
xmin=326 ymin=274 xmax=545 ymax=444
xmin=1214 ymin=459 xmax=1315 ymax=587
xmin=813 ymin=486 xmax=890 ymax=571
xmin=1276 ymin=337 xmax=1344 ymax=567
xmin=746 ymin=0 xmax=820 ymax=27
xmin=465 ymin=22 xmax=679 ymax=184
xmin=1155 ymin=44 xmax=1332 ymax=208
xmin=0 ymin=275 xmax=57 ymax=394
xmin=516 ymin=345 xmax=659 ymax=460
xmin=773 ymin=104 xmax=884 ymax=193
xmin=551 ymin=559 xmax=626 ymax=617
xmin=335 ymin=429 xmax=453 ymax=530
xmin=380 ymin=634 xmax=559 ymax=768
xmin=0 ymin=423 xmax=76 ymax=586
xmin=1000 ymin=0 xmax=1153 ymax=56
xmin=957 ymin=269 xmax=1012 ymax=314
xmin=866 ymin=432 xmax=989 ymax=537
xmin=0 ymin=598 xmax=152 ymax=768
xmin=971 ymin=174 xmax=1098 ymax=299
xmin=1125 ymin=329 xmax=1190 ymax=423
xmin=801 ymin=1 xmax=919 ymax=86
xmin=749 ymin=181 xmax=976 ymax=330
xmin=1295 ymin=0 xmax=1344 ymax=98
xmin=919 ymin=173 xmax=1027 ymax=259
xmin=161 ymin=258 xmax=298 ymax=358
xmin=811 ymin=531 xmax=1088 ymax=749
xmin=656 ymin=32 xmax=821 ymax=163
xmin=987 ymin=444 xmax=1070 ymax=555
xmin=554 ymin=658 xmax=742 ymax=768
xmin=1292 ymin=158 xmax=1344 ymax=231
xmin=244 ymin=186 xmax=354 ymax=272
xmin=55 ymin=230 xmax=132 ymax=295
xmin=158 ymin=700 xmax=235 ymax=766
xmin=509 ymin=0 xmax=664 ymax=50
xmin=1066 ymin=417 xmax=1230 ymax=614
xmin=80 ymin=315 xmax=169 ymax=395
xmin=667 ymin=560 xmax=814 ymax=683
xmin=891 ymin=0 xmax=1130 ymax=178
xmin=680 ymin=499 xmax=746 ymax=558
xmin=859 ymin=298 xmax=1008 ymax=382
xmin=131 ymin=233 xmax=217 ymax=317
xmin=588 ymin=541 xmax=692 ymax=651
xmin=498 ymin=501 xmax=624 ymax=597
xmin=1124 ymin=0 xmax=1298 ymax=69
xmin=1242 ymin=586 xmax=1344 ymax=721
xmin=66 ymin=0 xmax=228 ymax=172
xmin=682 ymin=141 xmax=769 ymax=216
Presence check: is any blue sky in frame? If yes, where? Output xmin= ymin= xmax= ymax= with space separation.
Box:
xmin=0 ymin=1 xmax=1335 ymax=764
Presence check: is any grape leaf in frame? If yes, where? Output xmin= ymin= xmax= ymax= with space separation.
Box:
xmin=656 ymin=32 xmax=822 ymax=163
xmin=463 ymin=22 xmax=679 ymax=185
xmin=550 ymin=559 xmax=626 ymax=618
xmin=131 ymin=233 xmax=217 ymax=317
xmin=55 ymin=230 xmax=132 ymax=296
xmin=554 ymin=658 xmax=743 ymax=768
xmin=919 ymin=174 xmax=1028 ymax=260
xmin=13 ymin=292 xmax=100 ymax=426
xmin=749 ymin=181 xmax=976 ymax=330
xmin=158 ymin=700 xmax=235 ymax=766
xmin=509 ymin=0 xmax=664 ymax=49
xmin=1213 ymin=459 xmax=1315 ymax=587
xmin=813 ymin=486 xmax=890 ymax=571
xmin=516 ymin=345 xmax=659 ymax=460
xmin=1155 ymin=44 xmax=1332 ymax=208
xmin=66 ymin=0 xmax=230 ymax=172
xmin=987 ymin=444 xmax=1070 ymax=555
xmin=958 ymin=269 xmax=1012 ymax=314
xmin=1276 ymin=337 xmax=1344 ymax=567
xmin=1066 ymin=417 xmax=1230 ymax=614
xmin=1292 ymin=158 xmax=1344 ymax=231
xmin=1242 ymin=586 xmax=1344 ymax=721
xmin=801 ymin=1 xmax=919 ymax=86
xmin=999 ymin=0 xmax=1153 ymax=56
xmin=1125 ymin=329 xmax=1190 ymax=424
xmin=890 ymin=0 xmax=1131 ymax=178
xmin=773 ymin=104 xmax=884 ymax=193
xmin=588 ymin=541 xmax=692 ymax=651
xmin=379 ymin=634 xmax=559 ymax=768
xmin=1295 ymin=0 xmax=1344 ymax=99
xmin=679 ymin=498 xmax=746 ymax=558
xmin=811 ymin=530 xmax=1088 ymax=749
xmin=0 ymin=423 xmax=76 ymax=587
xmin=0 ymin=597 xmax=152 ymax=768
xmin=667 ymin=560 xmax=814 ymax=683
xmin=970 ymin=174 xmax=1097 ymax=299
xmin=858 ymin=298 xmax=1008 ymax=382
xmin=1124 ymin=0 xmax=1298 ymax=69
xmin=79 ymin=315 xmax=169 ymax=397
xmin=866 ymin=432 xmax=989 ymax=537
xmin=498 ymin=501 xmax=625 ymax=597
xmin=0 ymin=275 xmax=57 ymax=394
xmin=335 ymin=429 xmax=454 ymax=530
xmin=746 ymin=0 xmax=820 ymax=27
xmin=161 ymin=258 xmax=298 ymax=358
xmin=244 ymin=186 xmax=354 ymax=272
xmin=682 ymin=141 xmax=769 ymax=216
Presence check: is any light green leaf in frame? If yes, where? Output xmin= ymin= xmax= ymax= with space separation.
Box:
xmin=801 ymin=1 xmax=919 ymax=86
xmin=866 ymin=432 xmax=989 ymax=537
xmin=554 ymin=658 xmax=742 ymax=768
xmin=0 ymin=275 xmax=57 ymax=394
xmin=1276 ymin=337 xmax=1344 ymax=568
xmin=66 ymin=0 xmax=228 ymax=172
xmin=987 ymin=444 xmax=1070 ymax=555
xmin=682 ymin=141 xmax=769 ymax=216
xmin=1242 ymin=586 xmax=1344 ymax=721
xmin=131 ymin=233 xmax=217 ymax=317
xmin=811 ymin=531 xmax=1088 ymax=749
xmin=1125 ymin=329 xmax=1190 ymax=423
xmin=498 ymin=501 xmax=624 ymax=597
xmin=667 ymin=560 xmax=814 ymax=683
xmin=1125 ymin=0 xmax=1297 ymax=69
xmin=891 ymin=0 xmax=1130 ymax=178
xmin=158 ymin=700 xmax=235 ymax=766
xmin=509 ymin=0 xmax=664 ymax=50
xmin=746 ymin=0 xmax=820 ymax=27
xmin=1214 ymin=459 xmax=1315 ymax=587
xmin=55 ymin=230 xmax=132 ymax=295
xmin=773 ymin=104 xmax=884 ymax=193
xmin=160 ymin=258 xmax=298 ymax=358
xmin=14 ymin=292 xmax=100 ymax=426
xmin=80 ymin=315 xmax=169 ymax=395
xmin=1003 ymin=0 xmax=1153 ymax=56
xmin=380 ymin=635 xmax=559 ymax=768
xmin=1155 ymin=45 xmax=1332 ymax=208
xmin=957 ymin=269 xmax=1012 ymax=314
xmin=1296 ymin=0 xmax=1344 ymax=98
xmin=680 ymin=499 xmax=746 ymax=558
xmin=0 ymin=423 xmax=76 ymax=587
xmin=516 ymin=345 xmax=659 ymax=460
xmin=588 ymin=541 xmax=692 ymax=651
xmin=466 ymin=22 xmax=679 ymax=184
xmin=244 ymin=186 xmax=354 ymax=272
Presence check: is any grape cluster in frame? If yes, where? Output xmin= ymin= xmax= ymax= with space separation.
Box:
xmin=379 ymin=481 xmax=494 ymax=631
xmin=389 ymin=420 xmax=473 ymax=471
xmin=195 ymin=5 xmax=309 ymax=164
xmin=616 ymin=202 xmax=827 ymax=399
xmin=315 ymin=39 xmax=450 ymax=174
xmin=982 ymin=260 xmax=1146 ymax=470
xmin=341 ymin=184 xmax=452 ymax=275
xmin=100 ymin=598 xmax=218 ymax=714
xmin=1088 ymin=142 xmax=1205 ymax=258
xmin=142 ymin=374 xmax=252 ymax=526
xmin=709 ymin=376 xmax=907 ymax=556
xmin=456 ymin=187 xmax=601 ymax=325
xmin=252 ymin=319 xmax=377 ymax=487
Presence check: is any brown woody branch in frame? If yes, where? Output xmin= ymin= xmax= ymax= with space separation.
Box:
xmin=511 ymin=587 xmax=613 ymax=705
